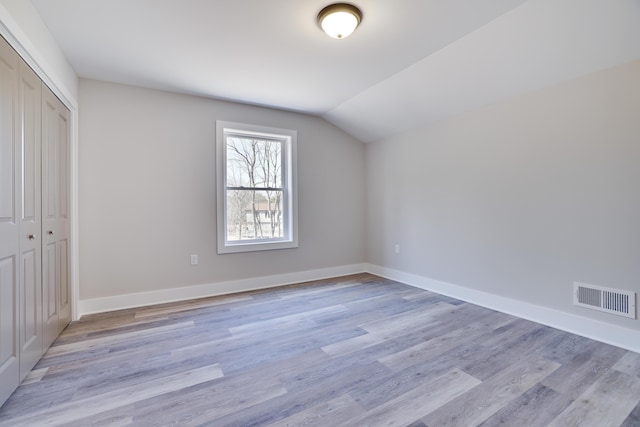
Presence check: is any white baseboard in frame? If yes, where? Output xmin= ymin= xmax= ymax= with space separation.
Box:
xmin=365 ymin=263 xmax=640 ymax=354
xmin=78 ymin=263 xmax=367 ymax=317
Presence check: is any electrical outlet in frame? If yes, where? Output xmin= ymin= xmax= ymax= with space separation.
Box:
xmin=190 ymin=254 xmax=198 ymax=265
xmin=394 ymin=244 xmax=400 ymax=254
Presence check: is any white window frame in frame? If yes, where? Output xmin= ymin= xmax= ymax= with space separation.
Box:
xmin=216 ymin=120 xmax=298 ymax=254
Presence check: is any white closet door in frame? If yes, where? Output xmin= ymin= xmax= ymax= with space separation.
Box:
xmin=0 ymin=36 xmax=71 ymax=407
xmin=42 ymin=86 xmax=71 ymax=347
xmin=0 ymin=36 xmax=21 ymax=407
xmin=18 ymin=60 xmax=43 ymax=381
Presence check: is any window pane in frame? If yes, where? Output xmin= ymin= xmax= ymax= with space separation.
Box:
xmin=226 ymin=189 xmax=284 ymax=242
xmin=226 ymin=136 xmax=282 ymax=188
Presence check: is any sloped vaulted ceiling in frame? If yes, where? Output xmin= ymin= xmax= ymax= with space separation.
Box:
xmin=32 ymin=0 xmax=640 ymax=142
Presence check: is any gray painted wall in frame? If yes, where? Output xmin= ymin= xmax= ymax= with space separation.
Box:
xmin=79 ymin=79 xmax=366 ymax=300
xmin=366 ymin=60 xmax=640 ymax=330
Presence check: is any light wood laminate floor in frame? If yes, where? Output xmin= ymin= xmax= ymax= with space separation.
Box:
xmin=1 ymin=274 xmax=639 ymax=426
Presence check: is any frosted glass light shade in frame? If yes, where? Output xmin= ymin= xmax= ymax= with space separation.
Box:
xmin=318 ymin=4 xmax=362 ymax=39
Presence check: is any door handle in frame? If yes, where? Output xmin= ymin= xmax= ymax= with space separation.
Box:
xmin=28 ymin=234 xmax=35 ymax=240
xmin=48 ymin=230 xmax=54 ymax=235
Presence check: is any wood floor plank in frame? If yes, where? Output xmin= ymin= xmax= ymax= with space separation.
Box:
xmin=421 ymin=353 xmax=560 ymax=426
xmin=473 ymin=316 xmax=544 ymax=348
xmin=264 ymin=275 xmax=373 ymax=301
xmin=133 ymin=293 xmax=253 ymax=319
xmin=44 ymin=320 xmax=195 ymax=357
xmin=321 ymin=331 xmax=385 ymax=357
xmin=228 ymin=304 xmax=348 ymax=336
xmin=213 ymin=360 xmax=394 ymax=426
xmin=463 ymin=324 xmax=560 ymax=381
xmin=477 ymin=383 xmax=572 ymax=427
xmin=535 ymin=332 xmax=600 ymax=364
xmin=20 ymin=367 xmax=49 ymax=385
xmin=217 ymin=323 xmax=366 ymax=375
xmin=64 ymin=412 xmax=134 ymax=427
xmin=1 ymin=273 xmax=638 ymax=427
xmin=54 ymin=314 xmax=172 ymax=343
xmin=620 ymin=402 xmax=640 ymax=427
xmin=378 ymin=323 xmax=490 ymax=372
xmin=0 ymin=363 xmax=223 ymax=427
xmin=142 ymin=351 xmax=328 ymax=426
xmin=360 ymin=302 xmax=456 ymax=336
xmin=348 ymin=341 xmax=485 ymax=410
xmin=267 ymin=394 xmax=364 ymax=427
xmin=547 ymin=369 xmax=640 ymax=427
xmin=541 ymin=341 xmax=627 ymax=400
xmin=613 ymin=350 xmax=640 ymax=378
xmin=277 ymin=351 xmax=393 ymax=396
xmin=347 ymin=369 xmax=481 ymax=426
xmin=143 ymin=378 xmax=287 ymax=426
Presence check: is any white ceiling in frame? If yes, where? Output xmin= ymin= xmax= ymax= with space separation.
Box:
xmin=31 ymin=0 xmax=640 ymax=143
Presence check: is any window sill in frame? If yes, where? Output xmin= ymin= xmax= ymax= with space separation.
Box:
xmin=217 ymin=239 xmax=298 ymax=254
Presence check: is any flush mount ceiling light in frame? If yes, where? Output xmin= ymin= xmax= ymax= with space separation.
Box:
xmin=317 ymin=3 xmax=362 ymax=39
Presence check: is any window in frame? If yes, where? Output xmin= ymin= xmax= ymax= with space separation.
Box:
xmin=216 ymin=121 xmax=298 ymax=254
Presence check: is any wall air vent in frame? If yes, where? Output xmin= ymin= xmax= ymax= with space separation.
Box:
xmin=573 ymin=282 xmax=636 ymax=319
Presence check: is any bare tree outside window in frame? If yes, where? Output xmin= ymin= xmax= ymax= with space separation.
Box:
xmin=226 ymin=135 xmax=283 ymax=241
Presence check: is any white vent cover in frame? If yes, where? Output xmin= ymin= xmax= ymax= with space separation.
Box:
xmin=574 ymin=282 xmax=636 ymax=319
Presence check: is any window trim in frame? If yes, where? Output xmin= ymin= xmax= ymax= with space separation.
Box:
xmin=216 ymin=120 xmax=298 ymax=254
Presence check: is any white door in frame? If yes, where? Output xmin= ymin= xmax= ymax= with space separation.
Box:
xmin=42 ymin=86 xmax=71 ymax=346
xmin=18 ymin=60 xmax=43 ymax=380
xmin=0 ymin=36 xmax=21 ymax=406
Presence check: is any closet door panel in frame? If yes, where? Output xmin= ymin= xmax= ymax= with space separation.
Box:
xmin=19 ymin=248 xmax=41 ymax=379
xmin=43 ymin=96 xmax=56 ymax=220
xmin=42 ymin=86 xmax=71 ymax=340
xmin=56 ymin=104 xmax=71 ymax=333
xmin=42 ymin=241 xmax=57 ymax=348
xmin=57 ymin=102 xmax=70 ymax=329
xmin=0 ymin=40 xmax=16 ymax=222
xmin=58 ymin=238 xmax=70 ymax=329
xmin=0 ymin=256 xmax=18 ymax=406
xmin=41 ymin=91 xmax=58 ymax=349
xmin=0 ymin=36 xmax=20 ymax=406
xmin=58 ymin=113 xmax=68 ymax=220
xmin=18 ymin=61 xmax=43 ymax=380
